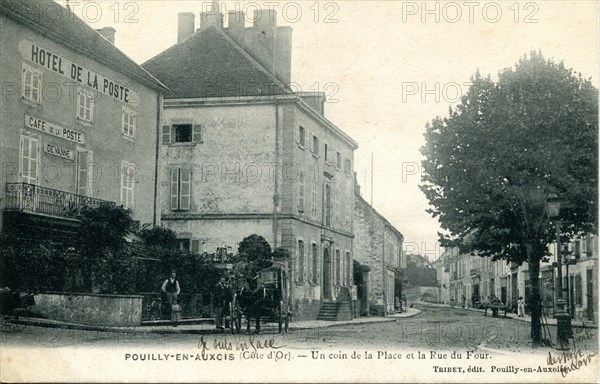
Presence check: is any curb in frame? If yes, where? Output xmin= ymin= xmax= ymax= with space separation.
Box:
xmin=4 ymin=310 xmax=423 ymax=335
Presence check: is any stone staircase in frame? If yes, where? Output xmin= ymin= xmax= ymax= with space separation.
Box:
xmin=316 ymin=301 xmax=352 ymax=321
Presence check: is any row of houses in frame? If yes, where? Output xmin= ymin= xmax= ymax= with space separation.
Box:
xmin=434 ymin=235 xmax=598 ymax=324
xmin=0 ymin=0 xmax=405 ymax=321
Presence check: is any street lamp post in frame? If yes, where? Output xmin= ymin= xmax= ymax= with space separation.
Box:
xmin=546 ymin=196 xmax=572 ymax=350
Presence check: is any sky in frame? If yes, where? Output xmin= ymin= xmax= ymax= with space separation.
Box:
xmin=62 ymin=0 xmax=599 ymax=261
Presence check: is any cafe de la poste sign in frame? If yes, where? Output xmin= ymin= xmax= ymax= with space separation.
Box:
xmin=19 ymin=40 xmax=140 ymax=107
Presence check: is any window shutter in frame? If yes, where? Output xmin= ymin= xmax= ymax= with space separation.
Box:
xmin=180 ymin=168 xmax=191 ymax=210
xmin=170 ymin=169 xmax=179 ymax=210
xmin=162 ymin=125 xmax=171 ymax=144
xmin=193 ymin=124 xmax=203 ymax=143
xmin=295 ymin=126 xmax=299 ymax=144
xmin=191 ymin=239 xmax=200 ymax=254
xmin=302 ymin=242 xmax=307 ymax=282
xmin=298 ymin=170 xmax=305 ymax=212
xmin=317 ymin=248 xmax=321 ymax=284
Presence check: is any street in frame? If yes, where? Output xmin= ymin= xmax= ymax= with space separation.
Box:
xmin=2 ymin=304 xmax=596 ymax=354
xmin=2 ymin=304 xmax=598 ymax=382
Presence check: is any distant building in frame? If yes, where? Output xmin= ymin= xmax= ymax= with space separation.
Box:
xmin=0 ymin=0 xmax=167 ymax=238
xmin=143 ymin=5 xmax=358 ymax=320
xmin=437 ymin=234 xmax=598 ymax=323
xmin=353 ymin=184 xmax=404 ymax=315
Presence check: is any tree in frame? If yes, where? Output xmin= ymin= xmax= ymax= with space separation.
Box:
xmin=238 ymin=234 xmax=273 ymax=263
xmin=76 ymin=204 xmax=134 ymax=291
xmin=138 ymin=225 xmax=178 ymax=249
xmin=420 ymin=52 xmax=597 ymax=345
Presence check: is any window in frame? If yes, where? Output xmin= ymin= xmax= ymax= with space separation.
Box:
xmin=77 ymin=90 xmax=94 ymax=122
xmin=298 ymin=126 xmax=306 ymax=147
xmin=163 ymin=124 xmax=203 ymax=144
xmin=345 ymin=186 xmax=351 ymax=225
xmin=297 ymin=239 xmax=305 ymax=282
xmin=585 ymin=235 xmax=594 ymax=257
xmin=344 ymin=158 xmax=352 ymax=175
xmin=20 ymin=135 xmax=40 ymax=184
xmin=324 ymin=143 xmax=328 ymax=161
xmin=324 ymin=184 xmax=331 ymax=226
xmin=121 ymin=161 xmax=135 ymax=209
xmin=335 ymin=185 xmax=340 ymax=224
xmin=170 ymin=168 xmax=191 ymax=210
xmin=178 ymin=238 xmax=201 ymax=253
xmin=174 ymin=124 xmax=192 ymax=142
xmin=122 ymin=108 xmax=136 ymax=138
xmin=336 ymin=152 xmax=342 ymax=169
xmin=312 ymin=243 xmax=319 ymax=283
xmin=311 ymin=177 xmax=318 ymax=216
xmin=76 ymin=150 xmax=93 ymax=196
xmin=312 ymin=135 xmax=319 ymax=156
xmin=22 ymin=64 xmax=41 ymax=103
xmin=298 ymin=169 xmax=305 ymax=212
xmin=574 ymin=240 xmax=581 ymax=259
xmin=178 ymin=239 xmax=191 ymax=252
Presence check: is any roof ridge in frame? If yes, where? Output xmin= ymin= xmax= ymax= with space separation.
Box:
xmin=143 ymin=26 xmax=290 ymax=95
xmin=211 ymin=27 xmax=291 ymax=94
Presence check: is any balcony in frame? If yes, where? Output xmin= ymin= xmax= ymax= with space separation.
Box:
xmin=5 ymin=182 xmax=114 ymax=220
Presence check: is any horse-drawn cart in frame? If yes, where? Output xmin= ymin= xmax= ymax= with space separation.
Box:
xmin=228 ymin=262 xmax=291 ymax=334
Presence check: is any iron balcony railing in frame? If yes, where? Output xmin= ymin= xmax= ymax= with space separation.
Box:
xmin=5 ymin=182 xmax=114 ymax=219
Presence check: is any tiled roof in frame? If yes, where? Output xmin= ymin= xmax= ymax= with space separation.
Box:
xmin=142 ymin=26 xmax=291 ymax=99
xmin=1 ymin=0 xmax=168 ymax=92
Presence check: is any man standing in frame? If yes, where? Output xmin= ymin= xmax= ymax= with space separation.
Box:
xmin=214 ymin=277 xmax=227 ymax=332
xmin=161 ymin=270 xmax=181 ymax=327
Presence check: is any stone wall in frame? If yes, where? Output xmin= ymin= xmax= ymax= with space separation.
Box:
xmin=31 ymin=292 xmax=142 ymax=326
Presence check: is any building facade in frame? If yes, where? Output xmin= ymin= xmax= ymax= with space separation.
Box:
xmin=0 ymin=0 xmax=166 ymax=237
xmin=143 ymin=6 xmax=358 ymax=320
xmin=353 ymin=189 xmax=405 ymax=315
xmin=436 ymin=234 xmax=598 ymax=324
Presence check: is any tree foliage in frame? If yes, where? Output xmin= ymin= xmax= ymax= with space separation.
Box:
xmin=238 ymin=234 xmax=273 ymax=262
xmin=138 ymin=225 xmax=178 ymax=249
xmin=420 ymin=52 xmax=597 ymax=343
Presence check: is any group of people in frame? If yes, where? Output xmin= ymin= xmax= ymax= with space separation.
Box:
xmin=160 ymin=258 xmax=266 ymax=330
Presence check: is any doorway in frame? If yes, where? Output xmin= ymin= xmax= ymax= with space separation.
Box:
xmin=322 ymin=247 xmax=331 ymax=299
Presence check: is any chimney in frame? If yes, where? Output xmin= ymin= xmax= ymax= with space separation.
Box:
xmin=178 ymin=12 xmax=195 ymax=43
xmin=274 ymin=26 xmax=292 ymax=85
xmin=226 ymin=11 xmax=245 ymax=43
xmin=200 ymin=1 xmax=223 ymax=29
xmin=298 ymin=92 xmax=325 ymax=115
xmin=354 ymin=172 xmax=361 ymax=196
xmin=222 ymin=9 xmax=293 ymax=85
xmin=253 ymin=9 xmax=277 ymax=32
xmin=96 ymin=27 xmax=116 ymax=44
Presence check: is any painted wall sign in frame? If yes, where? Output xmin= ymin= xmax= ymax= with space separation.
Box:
xmin=44 ymin=142 xmax=75 ymax=161
xmin=18 ymin=40 xmax=140 ymax=107
xmin=25 ymin=114 xmax=85 ymax=144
